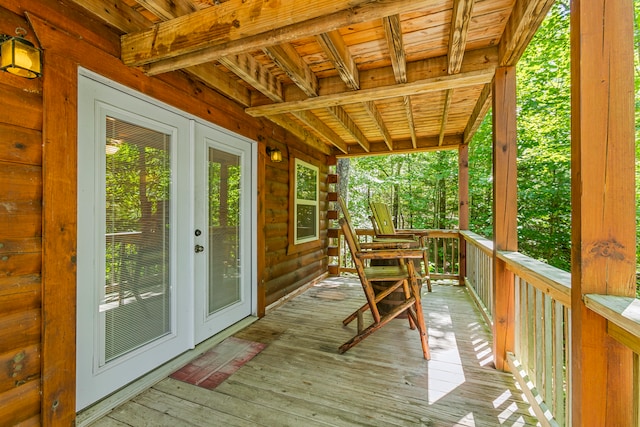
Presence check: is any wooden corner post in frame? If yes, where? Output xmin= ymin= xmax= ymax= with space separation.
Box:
xmin=458 ymin=144 xmax=469 ymax=284
xmin=570 ymin=0 xmax=635 ymax=423
xmin=491 ymin=67 xmax=517 ymax=371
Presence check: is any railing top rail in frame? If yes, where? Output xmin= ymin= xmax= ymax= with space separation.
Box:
xmin=584 ymin=294 xmax=640 ymax=353
xmin=460 ymin=230 xmax=494 ymax=255
xmin=498 ymin=250 xmax=572 ymax=307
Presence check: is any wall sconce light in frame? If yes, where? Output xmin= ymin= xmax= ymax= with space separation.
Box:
xmin=0 ymin=27 xmax=42 ymax=79
xmin=266 ymin=146 xmax=283 ymax=163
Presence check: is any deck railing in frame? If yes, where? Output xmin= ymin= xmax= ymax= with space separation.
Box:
xmin=333 ymin=228 xmax=640 ymax=426
xmin=461 ymin=231 xmax=571 ymax=427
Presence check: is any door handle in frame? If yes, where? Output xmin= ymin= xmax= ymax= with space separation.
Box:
xmin=194 ymin=244 xmax=204 ymax=253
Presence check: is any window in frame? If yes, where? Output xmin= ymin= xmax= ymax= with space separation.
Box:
xmin=294 ymin=158 xmax=319 ymax=244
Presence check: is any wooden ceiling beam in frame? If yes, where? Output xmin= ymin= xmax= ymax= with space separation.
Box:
xmin=218 ymin=54 xmax=284 ymax=103
xmin=328 ymin=107 xmax=370 ymax=152
xmin=67 ymin=0 xmax=152 ymax=32
xmin=318 ymin=29 xmax=391 ymax=150
xmin=186 ymin=63 xmax=252 ymax=106
xmin=264 ymin=44 xmax=319 ymax=98
xmin=447 ymin=0 xmax=475 ymax=75
xmin=344 ymin=135 xmax=462 ymax=157
xmin=292 ymin=111 xmax=349 ymax=154
xmin=362 ymin=101 xmax=394 ymax=151
xmin=316 ymin=31 xmax=360 ymax=90
xmin=383 ymin=15 xmax=407 ymax=84
xmin=133 ymin=0 xmax=197 ymax=21
xmin=67 ymin=0 xmax=256 ymax=108
xmin=439 ymin=89 xmax=453 ymax=146
xmin=463 ymin=82 xmax=492 ymax=144
xmin=268 ymin=114 xmax=332 ymax=155
xmin=264 ymin=43 xmax=352 ymax=153
xmin=247 ymin=68 xmax=494 ymax=117
xmin=403 ymin=96 xmax=418 ymax=149
xmin=499 ymin=0 xmax=555 ymax=66
xmin=125 ymin=0 xmax=445 ymax=74
xmin=382 ymin=14 xmax=410 ymax=151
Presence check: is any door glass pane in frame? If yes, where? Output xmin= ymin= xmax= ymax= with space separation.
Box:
xmin=208 ymin=147 xmax=241 ymax=314
xmin=102 ymin=116 xmax=171 ymax=363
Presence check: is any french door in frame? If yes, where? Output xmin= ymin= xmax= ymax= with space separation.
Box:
xmin=193 ymin=124 xmax=255 ymax=344
xmin=76 ymin=71 xmax=255 ymax=410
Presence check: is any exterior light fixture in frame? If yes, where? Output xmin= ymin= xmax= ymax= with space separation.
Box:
xmin=266 ymin=146 xmax=283 ymax=163
xmin=0 ymin=27 xmax=42 ymax=79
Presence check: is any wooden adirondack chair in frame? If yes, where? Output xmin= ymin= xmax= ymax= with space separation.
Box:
xmin=369 ymin=201 xmax=432 ymax=292
xmin=337 ymin=207 xmax=430 ymax=359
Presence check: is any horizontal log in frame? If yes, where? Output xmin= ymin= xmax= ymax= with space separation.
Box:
xmin=0 ymin=162 xmax=43 ymax=201
xmin=0 ymin=309 xmax=40 ymax=354
xmin=0 ymin=343 xmax=41 ymax=394
xmin=0 ymin=208 xmax=41 ymax=239
xmin=0 ymin=124 xmax=42 ymax=166
xmin=0 ymin=379 xmax=40 ymax=426
xmin=0 ymin=83 xmax=42 ymax=131
xmin=0 ymin=253 xmax=41 ymax=278
xmin=0 ymin=237 xmax=41 ymax=255
xmin=0 ymin=275 xmax=41 ymax=315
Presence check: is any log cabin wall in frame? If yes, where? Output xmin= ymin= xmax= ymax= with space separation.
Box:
xmin=0 ymin=9 xmax=43 ymax=426
xmin=264 ymin=144 xmax=330 ymax=306
xmin=0 ymin=1 xmax=329 ymax=424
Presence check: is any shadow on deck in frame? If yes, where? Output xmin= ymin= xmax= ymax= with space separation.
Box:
xmin=91 ymin=276 xmax=538 ymax=426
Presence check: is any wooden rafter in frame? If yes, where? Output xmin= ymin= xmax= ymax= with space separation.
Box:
xmin=264 ymin=43 xmax=350 ymax=153
xmin=133 ymin=0 xmax=197 ymax=21
xmin=268 ymin=114 xmax=333 ymax=155
xmin=66 ymin=0 xmax=255 ymax=107
xmin=123 ymin=0 xmax=445 ymax=75
xmin=264 ymin=44 xmax=319 ymax=97
xmin=317 ymin=29 xmax=391 ymax=150
xmin=499 ymin=0 xmax=556 ymax=66
xmin=439 ymin=89 xmax=453 ymax=146
xmin=448 ymin=0 xmax=475 ymax=75
xmin=382 ymin=14 xmax=415 ymax=150
xmin=463 ymin=83 xmax=491 ymax=144
xmin=316 ymin=31 xmax=360 ymax=90
xmin=383 ymin=15 xmax=407 ymax=84
xmin=218 ymin=54 xmax=284 ymax=103
xmin=247 ymin=68 xmax=494 ymax=117
xmin=327 ymin=106 xmax=370 ymax=152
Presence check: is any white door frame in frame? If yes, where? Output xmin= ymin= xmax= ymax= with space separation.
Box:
xmin=76 ymin=68 xmax=257 ymax=410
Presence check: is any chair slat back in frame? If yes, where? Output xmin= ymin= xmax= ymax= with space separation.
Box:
xmin=338 ymin=197 xmax=361 ymax=252
xmin=370 ymin=202 xmax=396 ymax=235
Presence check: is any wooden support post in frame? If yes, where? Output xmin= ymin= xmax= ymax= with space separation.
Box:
xmin=458 ymin=144 xmax=469 ymax=285
xmin=570 ymin=0 xmax=635 ymax=423
xmin=491 ymin=67 xmax=517 ymax=371
xmin=41 ymin=51 xmax=78 ymax=425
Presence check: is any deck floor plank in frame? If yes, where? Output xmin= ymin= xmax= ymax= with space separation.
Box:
xmin=90 ymin=277 xmax=539 ymax=426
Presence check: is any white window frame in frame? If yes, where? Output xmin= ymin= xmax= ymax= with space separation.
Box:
xmin=293 ymin=158 xmax=319 ymax=244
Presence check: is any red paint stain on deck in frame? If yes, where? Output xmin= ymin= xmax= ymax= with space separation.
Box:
xmin=170 ymin=337 xmax=266 ymax=390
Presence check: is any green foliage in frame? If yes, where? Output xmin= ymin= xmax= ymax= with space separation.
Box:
xmin=344 ymin=151 xmax=459 ymax=231
xmin=469 ymin=0 xmax=572 ymax=271
xmin=345 ymin=0 xmax=578 ymax=273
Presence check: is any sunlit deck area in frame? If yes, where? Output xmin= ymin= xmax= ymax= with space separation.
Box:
xmin=88 ymin=276 xmax=538 ymax=426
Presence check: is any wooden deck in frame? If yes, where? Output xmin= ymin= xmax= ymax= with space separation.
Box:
xmin=89 ymin=277 xmax=538 ymax=426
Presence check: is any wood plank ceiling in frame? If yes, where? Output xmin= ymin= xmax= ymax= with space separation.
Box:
xmin=67 ymin=0 xmax=554 ymax=157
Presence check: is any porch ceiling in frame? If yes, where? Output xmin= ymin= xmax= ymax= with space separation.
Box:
xmin=68 ymin=0 xmax=553 ymax=157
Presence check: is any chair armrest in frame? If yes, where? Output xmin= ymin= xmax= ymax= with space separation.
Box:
xmin=361 ymin=241 xmax=415 ymax=250
xmin=357 ymin=249 xmax=425 ymax=260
